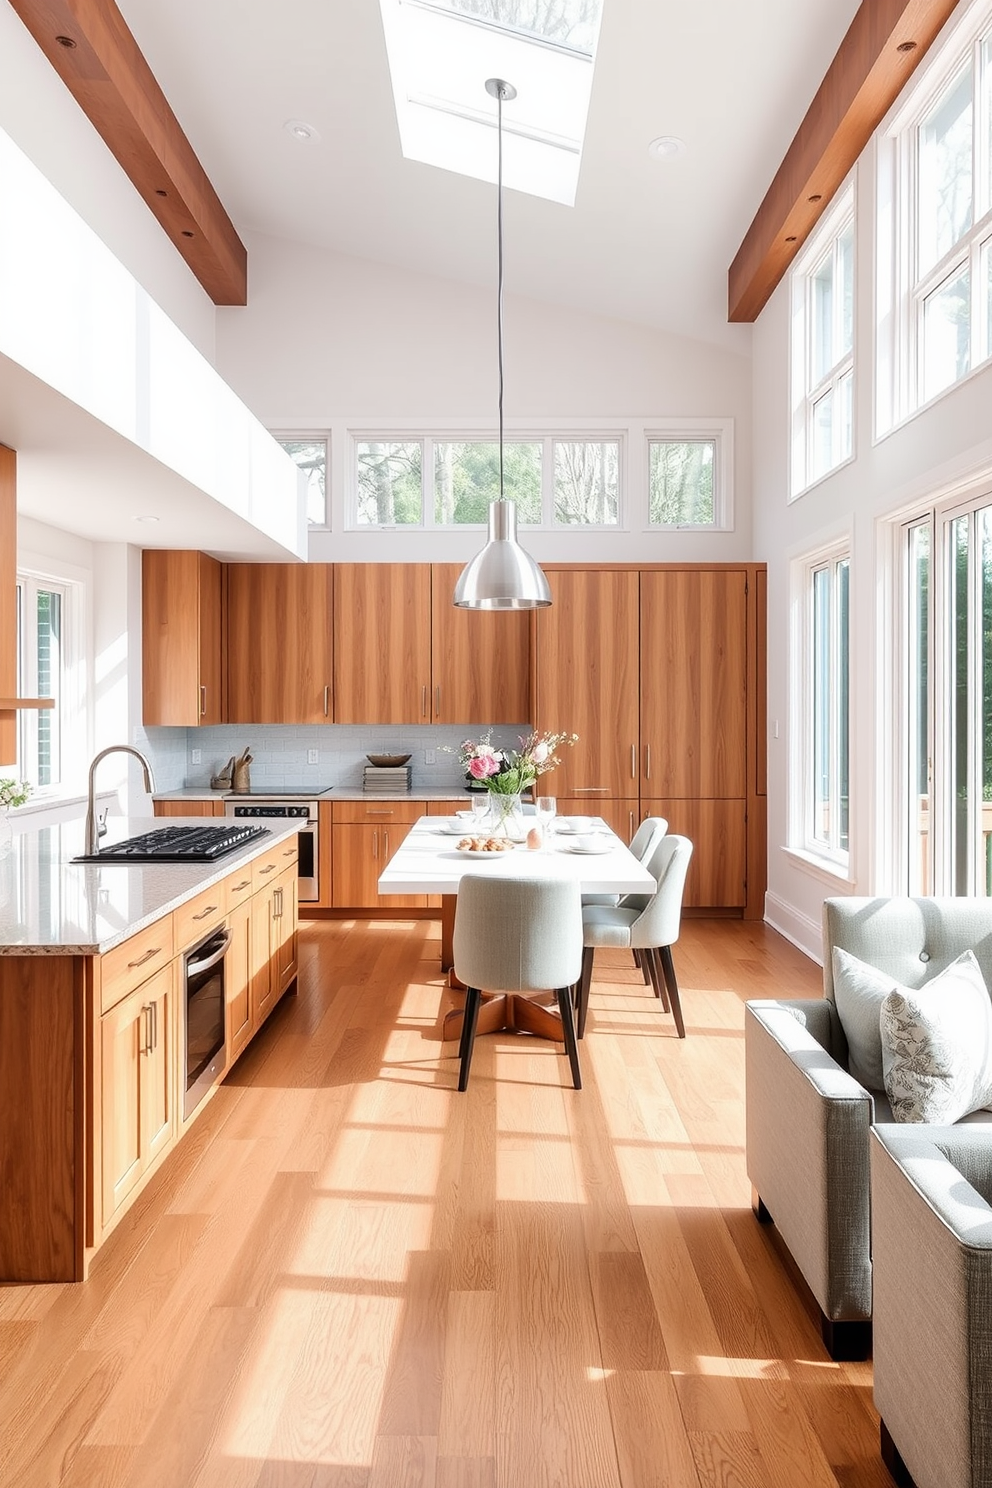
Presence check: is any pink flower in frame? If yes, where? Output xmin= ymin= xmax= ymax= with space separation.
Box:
xmin=468 ymin=752 xmax=501 ymax=780
xmin=531 ymin=741 xmax=549 ymax=765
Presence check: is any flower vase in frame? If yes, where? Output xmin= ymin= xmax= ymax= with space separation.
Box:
xmin=487 ymin=791 xmax=525 ymax=840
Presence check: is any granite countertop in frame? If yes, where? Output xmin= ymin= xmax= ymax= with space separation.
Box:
xmin=0 ymin=815 xmax=299 ymax=957
xmin=153 ymin=788 xmax=474 ymax=803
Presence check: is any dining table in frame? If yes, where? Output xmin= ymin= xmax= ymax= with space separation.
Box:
xmin=377 ymin=813 xmax=656 ymax=1041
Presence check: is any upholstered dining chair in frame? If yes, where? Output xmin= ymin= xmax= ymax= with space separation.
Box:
xmin=452 ymin=874 xmax=584 ymax=1092
xmin=576 ymin=834 xmax=693 ymax=1040
xmin=582 ymin=815 xmax=668 ymax=914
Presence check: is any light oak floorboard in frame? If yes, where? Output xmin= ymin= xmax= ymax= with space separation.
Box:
xmin=0 ymin=916 xmax=893 ymax=1487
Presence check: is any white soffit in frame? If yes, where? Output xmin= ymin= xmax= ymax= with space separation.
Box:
xmin=378 ymin=0 xmax=603 ymax=205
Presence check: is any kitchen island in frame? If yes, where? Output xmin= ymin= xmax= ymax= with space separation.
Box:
xmin=0 ymin=816 xmax=300 ymax=1283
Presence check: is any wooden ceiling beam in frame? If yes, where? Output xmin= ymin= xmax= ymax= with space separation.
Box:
xmin=728 ymin=0 xmax=961 ymax=324
xmin=8 ymin=0 xmax=247 ymax=306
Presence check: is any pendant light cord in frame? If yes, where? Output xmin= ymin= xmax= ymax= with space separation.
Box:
xmin=496 ymin=81 xmax=506 ymax=504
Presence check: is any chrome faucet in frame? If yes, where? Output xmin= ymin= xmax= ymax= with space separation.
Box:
xmin=85 ymin=746 xmax=156 ymax=856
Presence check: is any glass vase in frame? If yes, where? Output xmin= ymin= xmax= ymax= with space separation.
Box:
xmin=487 ymin=791 xmax=525 ymax=840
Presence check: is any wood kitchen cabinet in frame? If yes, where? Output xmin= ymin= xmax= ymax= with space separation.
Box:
xmin=555 ymin=798 xmax=637 ymax=842
xmin=254 ymin=864 xmax=299 ymax=1024
xmin=227 ymin=563 xmax=334 ymax=723
xmin=154 ymin=800 xmax=225 ymax=818
xmin=642 ymin=797 xmax=747 ymax=909
xmin=142 ymin=550 xmax=223 ymax=726
xmin=535 ymin=569 xmax=640 ymax=800
xmin=430 ymin=564 xmax=531 ymax=724
xmin=333 ymin=564 xmax=431 ymax=724
xmin=331 ymin=801 xmax=426 ymax=908
xmin=226 ymin=898 xmax=253 ymax=1064
xmin=100 ymin=962 xmax=177 ymax=1228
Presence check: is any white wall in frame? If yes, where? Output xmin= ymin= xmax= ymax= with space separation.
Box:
xmin=753 ymin=142 xmax=992 ymax=960
xmin=216 ymin=233 xmax=754 ymax=565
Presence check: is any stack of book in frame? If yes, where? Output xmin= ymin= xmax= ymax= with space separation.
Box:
xmin=363 ymin=764 xmax=412 ymax=792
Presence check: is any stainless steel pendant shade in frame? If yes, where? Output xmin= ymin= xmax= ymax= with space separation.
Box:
xmin=453 ymin=79 xmax=551 ymax=611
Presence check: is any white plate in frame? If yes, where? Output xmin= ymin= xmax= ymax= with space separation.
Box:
xmin=556 ymin=819 xmax=598 ymax=834
xmin=453 ymin=845 xmax=518 ymax=859
xmin=560 ymin=839 xmax=612 ymax=855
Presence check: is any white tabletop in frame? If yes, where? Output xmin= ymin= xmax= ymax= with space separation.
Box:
xmin=377 ymin=815 xmax=656 ymax=896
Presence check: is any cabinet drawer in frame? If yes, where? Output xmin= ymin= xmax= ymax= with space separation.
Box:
xmin=332 ymin=800 xmax=422 ymax=825
xmin=225 ymin=864 xmax=255 ymax=910
xmin=100 ymin=918 xmax=175 ymax=1014
xmin=174 ymin=882 xmax=228 ymax=950
xmin=427 ymin=799 xmax=471 ymax=815
xmin=252 ymin=838 xmax=298 ymax=890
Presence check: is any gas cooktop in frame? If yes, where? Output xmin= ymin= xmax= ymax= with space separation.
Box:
xmin=225 ymin=787 xmax=333 ymax=798
xmin=75 ymin=824 xmax=269 ymax=863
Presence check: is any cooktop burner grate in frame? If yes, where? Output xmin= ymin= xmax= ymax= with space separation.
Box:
xmin=75 ymin=824 xmax=269 ymax=863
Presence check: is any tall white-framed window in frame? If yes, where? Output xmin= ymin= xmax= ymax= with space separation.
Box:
xmin=274 ymin=435 xmax=328 ymax=527
xmin=877 ymin=2 xmax=992 ymax=434
xmin=15 ymin=569 xmax=85 ymax=792
xmin=895 ymin=489 xmax=992 ymax=895
xmin=349 ymin=432 xmax=623 ymax=529
xmin=793 ymin=542 xmax=851 ymax=866
xmin=790 ymin=183 xmax=855 ymax=496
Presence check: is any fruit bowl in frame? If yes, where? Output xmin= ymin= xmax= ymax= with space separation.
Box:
xmin=366 ymin=753 xmax=412 ymax=767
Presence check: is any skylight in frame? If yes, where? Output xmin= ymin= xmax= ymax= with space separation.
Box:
xmin=378 ymin=0 xmax=604 ymax=205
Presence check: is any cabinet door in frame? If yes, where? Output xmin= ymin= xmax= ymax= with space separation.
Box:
xmin=332 ymin=823 xmax=427 ymax=909
xmin=226 ymin=564 xmax=333 ymax=723
xmin=555 ymin=798 xmax=637 ymax=843
xmin=100 ymin=964 xmax=175 ymax=1226
xmin=643 ymin=798 xmax=747 ymax=909
xmin=640 ymin=570 xmax=747 ymax=799
xmin=272 ymin=866 xmax=299 ymax=999
xmin=154 ymin=801 xmax=225 ymax=818
xmin=430 ymin=564 xmax=531 ymax=724
xmin=334 ymin=564 xmax=431 ymax=723
xmin=535 ymin=570 xmax=640 ymax=800
xmin=142 ymin=551 xmax=223 ymax=726
xmin=226 ymin=900 xmax=253 ymax=1063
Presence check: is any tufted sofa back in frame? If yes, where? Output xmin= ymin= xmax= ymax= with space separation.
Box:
xmin=822 ymin=897 xmax=992 ymax=1004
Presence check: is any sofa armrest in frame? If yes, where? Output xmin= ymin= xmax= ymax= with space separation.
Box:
xmin=745 ymin=999 xmax=875 ymax=1321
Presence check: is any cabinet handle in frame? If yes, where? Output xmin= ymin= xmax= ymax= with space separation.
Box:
xmin=274 ymin=886 xmax=283 ymax=919
xmin=142 ymin=1003 xmax=153 ymax=1055
xmin=323 ymin=684 xmax=330 ymax=717
xmin=200 ymin=685 xmax=207 ymax=718
xmin=435 ymin=685 xmax=441 ymax=719
xmin=367 ymin=808 xmax=394 ymax=816
xmin=282 ymin=847 xmax=296 ymax=858
xmin=258 ymin=864 xmax=276 ymax=876
xmin=192 ymin=903 xmax=219 ymax=921
xmin=421 ymin=684 xmax=427 ymax=718
xmin=384 ymin=829 xmax=389 ymax=858
xmin=232 ymin=879 xmax=251 ymax=892
xmin=629 ymin=810 xmax=634 ymax=838
xmin=574 ymin=786 xmax=608 ymax=794
xmin=372 ymin=829 xmax=378 ymax=861
xmin=128 ymin=946 xmax=161 ymax=969
xmin=644 ymin=744 xmax=651 ymax=780
xmin=630 ymin=744 xmax=636 ymax=778
xmin=152 ymin=1000 xmax=158 ymax=1052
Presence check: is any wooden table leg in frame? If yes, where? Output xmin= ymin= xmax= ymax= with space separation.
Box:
xmin=442 ymin=991 xmax=564 ymax=1042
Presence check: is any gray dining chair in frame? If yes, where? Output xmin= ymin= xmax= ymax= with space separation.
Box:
xmin=452 ymin=874 xmax=584 ymax=1091
xmin=582 ymin=814 xmax=668 ymax=913
xmin=576 ymin=834 xmax=693 ymax=1040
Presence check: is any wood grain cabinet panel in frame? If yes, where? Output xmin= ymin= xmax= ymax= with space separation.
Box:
xmin=225 ymin=899 xmax=253 ymax=1064
xmin=142 ymin=550 xmax=223 ymax=726
xmin=535 ymin=570 xmax=640 ymax=800
xmin=226 ymin=563 xmax=333 ymax=723
xmin=640 ymin=569 xmax=748 ymax=800
xmin=153 ymin=801 xmax=225 ymax=818
xmin=334 ymin=564 xmax=431 ymax=723
xmin=555 ymin=798 xmax=637 ymax=843
xmin=332 ymin=821 xmax=427 ymax=909
xmin=430 ymin=563 xmax=531 ymax=724
xmin=100 ymin=962 xmax=176 ymax=1228
xmin=644 ymin=798 xmax=747 ymax=909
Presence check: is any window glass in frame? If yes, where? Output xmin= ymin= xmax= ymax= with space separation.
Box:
xmin=922 ymin=263 xmax=971 ymax=402
xmin=791 ymin=186 xmax=854 ymax=495
xmin=812 ymin=253 xmax=835 ymax=386
xmin=918 ymin=63 xmax=974 ymax=277
xmin=356 ymin=441 xmax=423 ymax=524
xmin=982 ymin=508 xmax=992 ymax=895
xmin=553 ymin=440 xmax=618 ymax=524
xmin=16 ymin=577 xmax=69 ymax=791
xmin=949 ymin=514 xmax=970 ymax=892
xmin=811 ymin=389 xmax=834 ymax=484
xmin=277 ymin=438 xmax=327 ymax=526
xmin=907 ymin=522 xmax=931 ymax=894
xmin=430 ymin=0 xmax=601 ymax=51
xmin=433 ymin=441 xmax=541 ymax=524
xmin=648 ymin=440 xmax=714 ymax=525
xmin=839 ymin=222 xmax=855 ymax=356
xmin=808 ymin=555 xmax=850 ymax=858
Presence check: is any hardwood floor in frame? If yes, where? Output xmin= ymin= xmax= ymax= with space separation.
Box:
xmin=0 ymin=918 xmax=894 ymax=1488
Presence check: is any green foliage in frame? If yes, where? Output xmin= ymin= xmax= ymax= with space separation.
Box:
xmin=0 ymin=779 xmax=30 ymax=809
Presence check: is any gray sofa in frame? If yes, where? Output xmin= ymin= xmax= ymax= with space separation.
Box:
xmin=871 ymin=1124 xmax=992 ymax=1488
xmin=745 ymin=896 xmax=992 ymax=1359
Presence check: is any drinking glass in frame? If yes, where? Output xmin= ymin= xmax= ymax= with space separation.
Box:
xmin=535 ymin=795 xmax=556 ymax=849
xmin=471 ymin=793 xmax=490 ymax=829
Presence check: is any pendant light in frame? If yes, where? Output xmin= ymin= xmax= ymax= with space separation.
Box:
xmin=453 ymin=79 xmax=551 ymax=610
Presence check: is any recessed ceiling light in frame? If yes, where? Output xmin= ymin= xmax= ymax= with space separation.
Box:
xmin=284 ymin=119 xmax=320 ymax=143
xmin=134 ymin=515 xmax=160 ymax=524
xmin=647 ymin=135 xmax=686 ymax=161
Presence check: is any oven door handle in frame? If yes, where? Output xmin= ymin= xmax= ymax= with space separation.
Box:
xmin=186 ymin=928 xmax=233 ymax=977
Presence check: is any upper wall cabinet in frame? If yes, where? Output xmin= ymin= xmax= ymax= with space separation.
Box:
xmin=142 ymin=550 xmax=223 ymax=727
xmin=430 ymin=564 xmax=531 ymax=725
xmin=535 ymin=569 xmax=641 ymax=800
xmin=227 ymin=564 xmax=333 ymax=724
xmin=333 ymin=564 xmax=431 ymax=724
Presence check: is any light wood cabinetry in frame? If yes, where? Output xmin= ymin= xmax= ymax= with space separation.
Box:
xmin=331 ymin=801 xmax=426 ymax=908
xmin=225 ymin=899 xmax=253 ymax=1063
xmin=642 ymin=797 xmax=747 ymax=909
xmin=100 ymin=962 xmax=176 ymax=1227
xmin=535 ymin=570 xmax=640 ymax=801
xmin=555 ymin=798 xmax=637 ymax=842
xmin=430 ymin=564 xmax=532 ymax=724
xmin=154 ymin=800 xmax=225 ymax=818
xmin=142 ymin=550 xmax=223 ymax=726
xmin=227 ymin=563 xmax=334 ymax=723
xmin=334 ymin=564 xmax=432 ymax=724
xmin=254 ymin=865 xmax=299 ymax=1024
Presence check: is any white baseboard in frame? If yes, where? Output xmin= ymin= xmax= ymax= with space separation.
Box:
xmin=764 ymin=891 xmax=823 ymax=966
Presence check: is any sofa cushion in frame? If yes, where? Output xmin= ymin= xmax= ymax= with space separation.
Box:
xmin=880 ymin=951 xmax=992 ymax=1123
xmin=831 ymin=946 xmax=896 ymax=1089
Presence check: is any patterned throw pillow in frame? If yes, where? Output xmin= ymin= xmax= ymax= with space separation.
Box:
xmin=879 ymin=951 xmax=992 ymax=1123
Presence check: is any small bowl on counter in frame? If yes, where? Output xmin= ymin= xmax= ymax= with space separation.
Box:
xmin=366 ymin=753 xmax=412 ymax=767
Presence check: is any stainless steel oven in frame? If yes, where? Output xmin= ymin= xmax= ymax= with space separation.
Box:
xmin=224 ymin=797 xmax=319 ymax=902
xmin=183 ymin=924 xmax=231 ymax=1120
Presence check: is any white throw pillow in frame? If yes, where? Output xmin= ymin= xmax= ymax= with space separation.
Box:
xmin=831 ymin=946 xmax=896 ymax=1090
xmin=880 ymin=950 xmax=992 ymax=1124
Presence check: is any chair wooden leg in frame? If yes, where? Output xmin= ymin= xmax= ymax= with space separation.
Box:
xmin=658 ymin=944 xmax=685 ymax=1038
xmin=576 ymin=945 xmax=595 ymax=1039
xmin=457 ymin=986 xmax=483 ymax=1091
xmin=644 ymin=946 xmax=668 ymax=1009
xmin=634 ymin=948 xmax=650 ymax=984
xmin=556 ymin=986 xmax=582 ymax=1090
